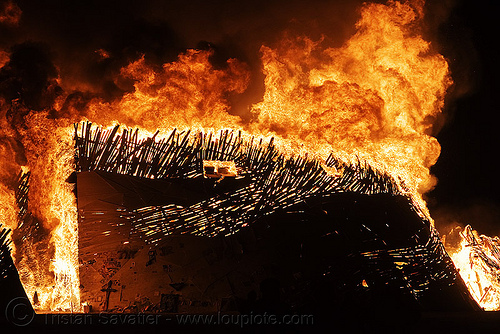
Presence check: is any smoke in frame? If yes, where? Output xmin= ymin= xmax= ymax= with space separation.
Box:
xmin=0 ymin=0 xmax=467 ymax=120
xmin=424 ymin=0 xmax=500 ymax=237
xmin=0 ymin=41 xmax=60 ymax=198
xmin=421 ymin=0 xmax=480 ymax=139
xmin=0 ymin=0 xmax=20 ymax=27
xmin=0 ymin=42 xmax=61 ymax=113
xmin=0 ymin=0 xmax=366 ymax=115
xmin=1 ymin=0 xmax=475 ymax=103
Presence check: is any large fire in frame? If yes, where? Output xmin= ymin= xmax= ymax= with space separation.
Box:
xmin=0 ymin=0 xmax=488 ymax=312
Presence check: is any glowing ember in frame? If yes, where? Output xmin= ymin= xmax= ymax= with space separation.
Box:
xmin=447 ymin=225 xmax=500 ymax=310
xmin=203 ymin=160 xmax=238 ymax=178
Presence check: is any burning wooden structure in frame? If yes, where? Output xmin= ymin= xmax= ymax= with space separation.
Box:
xmin=7 ymin=121 xmax=479 ymax=314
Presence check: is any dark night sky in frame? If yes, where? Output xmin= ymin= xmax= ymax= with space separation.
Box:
xmin=0 ymin=0 xmax=499 ymax=234
xmin=427 ymin=0 xmax=500 ymax=235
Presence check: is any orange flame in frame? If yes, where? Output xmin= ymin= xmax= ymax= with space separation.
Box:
xmin=0 ymin=100 xmax=21 ymax=250
xmin=251 ymin=0 xmax=451 ymax=197
xmin=1 ymin=0 xmax=456 ymax=312
xmin=447 ymin=225 xmax=500 ymax=310
xmin=18 ymin=113 xmax=80 ymax=311
xmin=87 ymin=50 xmax=250 ymax=130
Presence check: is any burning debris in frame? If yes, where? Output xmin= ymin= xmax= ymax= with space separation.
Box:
xmin=202 ymin=160 xmax=238 ymax=179
xmin=448 ymin=225 xmax=500 ymax=310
